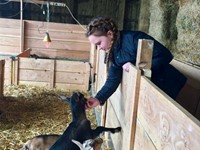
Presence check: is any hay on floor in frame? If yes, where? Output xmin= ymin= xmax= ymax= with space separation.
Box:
xmin=0 ymin=84 xmax=96 ymax=150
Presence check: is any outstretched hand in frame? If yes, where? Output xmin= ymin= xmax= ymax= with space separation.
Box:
xmin=85 ymin=97 xmax=100 ymax=109
xmin=122 ymin=62 xmax=131 ymax=72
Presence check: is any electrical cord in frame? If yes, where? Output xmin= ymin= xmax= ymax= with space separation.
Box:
xmin=65 ymin=4 xmax=86 ymax=31
xmin=0 ymin=0 xmax=10 ymax=5
xmin=5 ymin=2 xmax=28 ymax=18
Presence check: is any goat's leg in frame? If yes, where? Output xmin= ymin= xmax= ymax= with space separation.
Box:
xmin=91 ymin=126 xmax=121 ymax=138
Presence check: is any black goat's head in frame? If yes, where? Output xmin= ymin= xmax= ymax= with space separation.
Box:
xmin=70 ymin=92 xmax=87 ymax=110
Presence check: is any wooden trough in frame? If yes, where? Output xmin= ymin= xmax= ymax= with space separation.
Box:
xmin=92 ymin=39 xmax=200 ymax=150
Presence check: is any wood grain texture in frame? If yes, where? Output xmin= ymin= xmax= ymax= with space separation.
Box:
xmin=92 ymin=39 xmax=200 ymax=150
xmin=134 ymin=119 xmax=156 ymax=150
xmin=0 ymin=18 xmax=90 ymax=60
xmin=137 ymin=77 xmax=200 ymax=150
xmin=11 ymin=58 xmax=90 ymax=92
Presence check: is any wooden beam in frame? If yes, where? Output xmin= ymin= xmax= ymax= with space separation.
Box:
xmin=20 ymin=0 xmax=24 ymax=52
xmin=0 ymin=60 xmax=5 ymax=98
xmin=136 ymin=39 xmax=154 ymax=78
xmin=9 ymin=0 xmax=66 ymax=6
xmin=9 ymin=0 xmax=47 ymax=5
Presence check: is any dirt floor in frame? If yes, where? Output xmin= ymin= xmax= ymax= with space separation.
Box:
xmin=0 ymin=85 xmax=96 ymax=150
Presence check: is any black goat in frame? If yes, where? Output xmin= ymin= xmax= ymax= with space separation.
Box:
xmin=50 ymin=92 xmax=121 ymax=150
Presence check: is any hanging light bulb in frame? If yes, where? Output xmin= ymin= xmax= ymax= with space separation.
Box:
xmin=43 ymin=32 xmax=51 ymax=48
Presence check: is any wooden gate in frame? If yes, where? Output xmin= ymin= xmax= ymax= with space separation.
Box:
xmin=91 ymin=39 xmax=200 ymax=150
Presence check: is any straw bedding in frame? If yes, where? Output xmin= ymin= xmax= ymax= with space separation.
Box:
xmin=0 ymin=85 xmax=96 ymax=150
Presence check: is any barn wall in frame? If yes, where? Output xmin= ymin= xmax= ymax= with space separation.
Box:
xmin=0 ymin=0 xmax=199 ymax=66
xmin=0 ymin=18 xmax=91 ymax=92
xmin=0 ymin=19 xmax=21 ymax=55
xmin=0 ymin=18 xmax=90 ymax=61
xmin=0 ymin=0 xmax=126 ymax=30
xmin=24 ymin=20 xmax=90 ymax=60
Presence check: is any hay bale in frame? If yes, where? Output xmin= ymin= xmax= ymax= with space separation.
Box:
xmin=176 ymin=0 xmax=200 ymax=66
xmin=148 ymin=0 xmax=179 ymax=51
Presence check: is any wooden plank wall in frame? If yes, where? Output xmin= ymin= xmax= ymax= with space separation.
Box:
xmin=0 ymin=56 xmax=12 ymax=85
xmin=0 ymin=19 xmax=21 ymax=55
xmin=0 ymin=60 xmax=5 ymax=98
xmin=11 ymin=57 xmax=90 ymax=92
xmin=0 ymin=18 xmax=91 ymax=61
xmin=93 ymin=40 xmax=200 ymax=149
xmin=171 ymin=60 xmax=200 ymax=120
xmin=24 ymin=20 xmax=90 ymax=60
xmin=135 ymin=76 xmax=200 ymax=150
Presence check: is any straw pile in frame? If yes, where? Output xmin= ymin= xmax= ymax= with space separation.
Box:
xmin=0 ymin=85 xmax=96 ymax=150
xmin=176 ymin=0 xmax=200 ymax=66
xmin=149 ymin=0 xmax=179 ymax=49
xmin=148 ymin=0 xmax=200 ymax=66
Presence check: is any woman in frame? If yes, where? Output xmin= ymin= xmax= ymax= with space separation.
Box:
xmin=85 ymin=17 xmax=187 ymax=109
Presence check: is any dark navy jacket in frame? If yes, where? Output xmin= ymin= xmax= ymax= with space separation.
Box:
xmin=95 ymin=31 xmax=187 ymax=105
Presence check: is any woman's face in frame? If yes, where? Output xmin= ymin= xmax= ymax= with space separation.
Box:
xmin=88 ymin=31 xmax=113 ymax=51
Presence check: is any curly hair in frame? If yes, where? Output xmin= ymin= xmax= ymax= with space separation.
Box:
xmin=86 ymin=17 xmax=118 ymax=40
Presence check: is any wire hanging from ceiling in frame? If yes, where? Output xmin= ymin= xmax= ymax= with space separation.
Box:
xmin=64 ymin=4 xmax=86 ymax=31
xmin=5 ymin=2 xmax=28 ymax=18
xmin=2 ymin=0 xmax=86 ymax=31
xmin=30 ymin=0 xmax=86 ymax=31
xmin=0 ymin=0 xmax=10 ymax=5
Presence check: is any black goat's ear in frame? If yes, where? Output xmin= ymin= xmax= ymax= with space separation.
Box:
xmin=74 ymin=94 xmax=79 ymax=102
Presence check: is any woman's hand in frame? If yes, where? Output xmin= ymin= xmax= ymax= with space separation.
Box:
xmin=85 ymin=97 xmax=100 ymax=109
xmin=122 ymin=62 xmax=131 ymax=72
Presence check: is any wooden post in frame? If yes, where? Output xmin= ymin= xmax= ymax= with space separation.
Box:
xmin=49 ymin=60 xmax=55 ymax=88
xmin=136 ymin=39 xmax=154 ymax=78
xmin=0 ymin=60 xmax=5 ymax=98
xmin=14 ymin=58 xmax=19 ymax=85
xmin=129 ymin=39 xmax=153 ymax=150
xmin=20 ymin=0 xmax=24 ymax=52
xmin=89 ymin=44 xmax=96 ymax=96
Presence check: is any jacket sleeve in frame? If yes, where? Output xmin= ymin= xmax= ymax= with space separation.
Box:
xmin=95 ymin=63 xmax=122 ymax=105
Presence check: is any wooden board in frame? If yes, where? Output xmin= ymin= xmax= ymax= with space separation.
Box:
xmin=11 ymin=57 xmax=90 ymax=92
xmin=171 ymin=59 xmax=200 ymax=118
xmin=0 ymin=60 xmax=5 ymax=98
xmin=92 ymin=39 xmax=200 ymax=150
xmin=108 ymin=65 xmax=141 ymax=150
xmin=0 ymin=18 xmax=91 ymax=61
xmin=0 ymin=56 xmax=12 ymax=85
xmin=0 ymin=19 xmax=21 ymax=55
xmin=134 ymin=119 xmax=156 ymax=150
xmin=137 ymin=77 xmax=200 ymax=149
xmin=105 ymin=101 xmax=123 ymax=150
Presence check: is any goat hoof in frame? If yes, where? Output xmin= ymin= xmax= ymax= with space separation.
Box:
xmin=116 ymin=127 xmax=121 ymax=132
